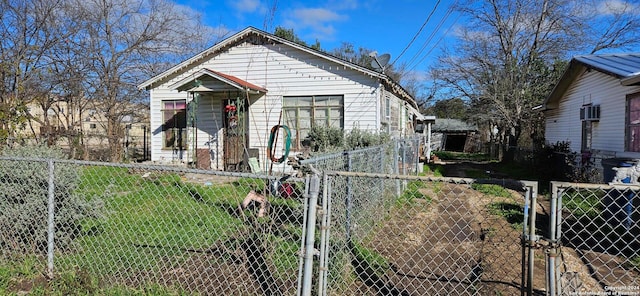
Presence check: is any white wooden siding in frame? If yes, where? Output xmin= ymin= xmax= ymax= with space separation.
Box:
xmin=545 ymin=70 xmax=640 ymax=155
xmin=149 ymin=41 xmax=385 ymax=168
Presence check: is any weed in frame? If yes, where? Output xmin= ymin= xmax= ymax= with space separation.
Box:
xmin=351 ymin=242 xmax=389 ymax=278
xmin=487 ymin=202 xmax=524 ymax=230
xmin=424 ymin=164 xmax=443 ymax=177
xmin=472 ymin=183 xmax=512 ymax=198
xmin=397 ymin=181 xmax=432 ymax=206
xmin=628 ymin=256 xmax=640 ymax=272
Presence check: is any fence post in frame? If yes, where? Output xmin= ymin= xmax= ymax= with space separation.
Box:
xmin=46 ymin=159 xmax=56 ymax=279
xmin=523 ymin=184 xmax=537 ymax=296
xmin=394 ymin=141 xmax=401 ymax=196
xmin=547 ymin=183 xmax=561 ymax=296
xmin=301 ymin=173 xmax=321 ymax=296
xmin=317 ymin=173 xmax=332 ymax=296
xmin=415 ymin=138 xmax=421 ymax=175
xmin=345 ymin=152 xmax=353 ymax=242
xmin=380 ymin=145 xmax=385 ymax=174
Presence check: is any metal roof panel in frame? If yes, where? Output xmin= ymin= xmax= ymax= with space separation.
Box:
xmin=574 ymin=53 xmax=640 ymax=78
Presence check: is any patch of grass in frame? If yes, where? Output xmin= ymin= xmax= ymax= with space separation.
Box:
xmin=351 ymin=242 xmax=389 ymax=278
xmin=471 ymin=183 xmax=512 ymax=198
xmin=397 ymin=181 xmax=432 ymax=206
xmin=434 ymin=151 xmax=492 ymax=162
xmin=627 ymin=256 xmax=640 ymax=272
xmin=492 ymin=162 xmax=532 ymax=180
xmin=423 ymin=164 xmax=443 ymax=177
xmin=487 ymin=202 xmax=524 ymax=230
xmin=562 ymin=189 xmax=602 ymax=219
xmin=0 ymin=165 xmax=303 ymax=294
xmin=2 ymin=266 xmax=189 ymax=296
xmin=0 ymin=255 xmax=44 ymax=294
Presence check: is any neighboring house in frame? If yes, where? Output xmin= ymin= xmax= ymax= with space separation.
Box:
xmin=22 ymin=99 xmax=149 ymax=160
xmin=138 ymin=27 xmax=421 ymax=171
xmin=537 ymin=53 xmax=640 ymax=163
xmin=431 ymin=118 xmax=479 ymax=153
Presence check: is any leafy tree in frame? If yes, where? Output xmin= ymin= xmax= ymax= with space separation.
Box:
xmin=424 ymin=98 xmax=469 ymax=120
xmin=274 ymin=26 xmax=321 ymax=50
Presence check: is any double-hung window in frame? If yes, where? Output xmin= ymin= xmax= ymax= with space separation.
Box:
xmin=627 ymin=94 xmax=640 ymax=152
xmin=162 ymin=100 xmax=187 ymax=149
xmin=283 ymin=95 xmax=344 ymax=149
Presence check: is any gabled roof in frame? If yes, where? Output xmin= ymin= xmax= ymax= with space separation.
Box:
xmin=137 ymin=26 xmax=417 ymax=109
xmin=170 ymin=69 xmax=267 ymax=93
xmin=538 ymin=53 xmax=640 ymax=111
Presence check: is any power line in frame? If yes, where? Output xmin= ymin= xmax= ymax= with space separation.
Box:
xmin=408 ymin=12 xmax=462 ymax=72
xmin=405 ymin=2 xmax=456 ymax=70
xmin=391 ymin=0 xmax=442 ymax=66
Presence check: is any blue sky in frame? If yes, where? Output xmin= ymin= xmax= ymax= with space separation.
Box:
xmin=173 ymin=0 xmax=460 ymax=72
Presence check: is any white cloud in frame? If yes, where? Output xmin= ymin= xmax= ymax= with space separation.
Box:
xmin=327 ymin=0 xmax=359 ymax=10
xmin=293 ymin=8 xmax=345 ymax=26
xmin=229 ymin=0 xmax=262 ymax=13
xmin=285 ymin=7 xmax=347 ymax=40
xmin=597 ymin=0 xmax=637 ymax=15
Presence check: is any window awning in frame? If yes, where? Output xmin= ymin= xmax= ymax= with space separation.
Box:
xmin=170 ymin=69 xmax=267 ymax=94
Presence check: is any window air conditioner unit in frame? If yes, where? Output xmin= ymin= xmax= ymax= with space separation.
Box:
xmin=580 ymin=105 xmax=600 ymax=121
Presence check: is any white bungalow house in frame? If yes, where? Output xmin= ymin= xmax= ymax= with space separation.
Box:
xmin=138 ymin=27 xmax=421 ymax=171
xmin=536 ymin=53 xmax=640 ymax=168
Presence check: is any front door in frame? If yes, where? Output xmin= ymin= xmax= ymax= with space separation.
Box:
xmin=223 ymin=98 xmax=246 ymax=171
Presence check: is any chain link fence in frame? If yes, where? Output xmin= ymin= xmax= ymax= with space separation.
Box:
xmin=6 ymin=141 xmax=639 ymax=295
xmin=300 ymin=136 xmax=423 ymax=175
xmin=546 ymin=182 xmax=640 ymax=296
xmin=0 ymin=157 xmax=308 ymax=295
xmin=315 ymin=171 xmax=536 ymax=295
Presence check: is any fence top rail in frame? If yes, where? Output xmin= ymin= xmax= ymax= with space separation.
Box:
xmin=324 ymin=170 xmax=536 ymax=192
xmin=299 ymin=145 xmax=388 ymax=165
xmin=550 ymin=181 xmax=640 ymax=190
xmin=0 ymin=156 xmax=306 ymax=182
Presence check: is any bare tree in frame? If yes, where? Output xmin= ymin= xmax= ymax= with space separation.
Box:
xmin=65 ymin=0 xmax=218 ymax=161
xmin=0 ymin=0 xmax=69 ymax=144
xmin=432 ymin=0 xmax=640 ymax=160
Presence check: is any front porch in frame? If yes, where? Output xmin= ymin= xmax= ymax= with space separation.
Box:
xmin=170 ymin=69 xmax=267 ymax=172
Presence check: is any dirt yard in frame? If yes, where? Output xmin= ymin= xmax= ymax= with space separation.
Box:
xmin=352 ymin=164 xmax=549 ymax=295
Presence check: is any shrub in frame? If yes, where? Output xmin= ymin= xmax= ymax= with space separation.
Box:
xmin=305 ymin=125 xmax=344 ymax=152
xmin=533 ymin=141 xmax=601 ymax=184
xmin=344 ymin=128 xmax=389 ymax=150
xmin=0 ymin=145 xmax=103 ymax=254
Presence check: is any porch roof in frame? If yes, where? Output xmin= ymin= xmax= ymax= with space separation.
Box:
xmin=170 ymin=68 xmax=267 ymax=94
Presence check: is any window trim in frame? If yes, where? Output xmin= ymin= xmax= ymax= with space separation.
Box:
xmin=282 ymin=95 xmax=344 ymax=150
xmin=161 ymin=99 xmax=187 ymax=150
xmin=626 ymin=92 xmax=640 ymax=152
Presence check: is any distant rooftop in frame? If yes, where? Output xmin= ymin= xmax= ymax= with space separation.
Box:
xmin=432 ymin=118 xmax=477 ymax=132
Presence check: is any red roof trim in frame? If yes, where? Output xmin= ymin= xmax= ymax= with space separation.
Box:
xmin=208 ymin=70 xmax=267 ymax=93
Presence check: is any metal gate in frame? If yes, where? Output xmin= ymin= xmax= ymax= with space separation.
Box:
xmin=532 ymin=182 xmax=640 ymax=296
xmin=298 ymin=172 xmax=538 ymax=295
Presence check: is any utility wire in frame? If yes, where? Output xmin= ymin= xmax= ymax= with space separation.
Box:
xmin=408 ymin=12 xmax=462 ymax=72
xmin=391 ymin=0 xmax=442 ymax=66
xmin=405 ymin=3 xmax=456 ymax=70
